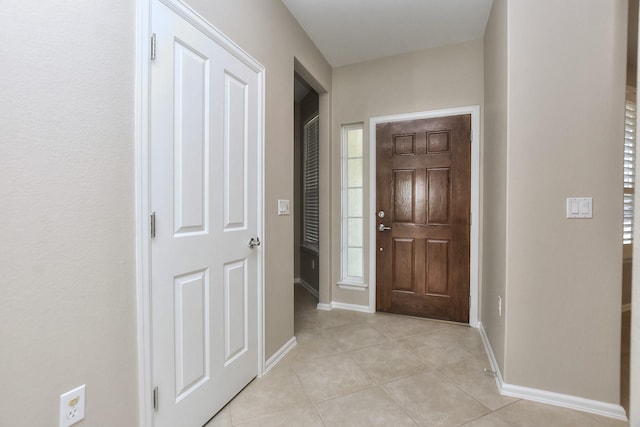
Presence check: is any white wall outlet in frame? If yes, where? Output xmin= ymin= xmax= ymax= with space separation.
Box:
xmin=498 ymin=296 xmax=502 ymax=317
xmin=59 ymin=385 xmax=85 ymax=427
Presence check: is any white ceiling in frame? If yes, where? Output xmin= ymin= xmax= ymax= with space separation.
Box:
xmin=282 ymin=0 xmax=493 ymax=67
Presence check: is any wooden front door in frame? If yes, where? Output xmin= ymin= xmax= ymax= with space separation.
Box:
xmin=376 ymin=115 xmax=471 ymax=323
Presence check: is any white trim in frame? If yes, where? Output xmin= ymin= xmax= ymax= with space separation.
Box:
xmin=135 ymin=1 xmax=152 ymax=425
xmin=332 ymin=301 xmax=372 ymax=313
xmin=478 ymin=322 xmax=504 ymax=391
xmin=314 ymin=301 xmax=373 ymax=313
xmin=369 ymin=106 xmax=481 ymax=326
xmin=337 ymin=281 xmax=368 ymax=291
xmin=295 ymin=277 xmax=319 ymax=299
xmin=501 ymin=385 xmax=627 ymax=421
xmin=622 ymin=303 xmax=631 ymax=313
xmin=264 ymin=336 xmax=297 ymax=374
xmin=478 ymin=323 xmax=627 ymax=421
xmin=316 ymin=303 xmax=332 ymax=311
xmin=135 ymin=0 xmax=265 ymax=424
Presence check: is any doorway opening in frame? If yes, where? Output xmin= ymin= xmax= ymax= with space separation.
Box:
xmin=294 ymin=73 xmax=320 ymax=320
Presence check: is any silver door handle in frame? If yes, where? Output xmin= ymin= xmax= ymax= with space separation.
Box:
xmin=378 ymin=224 xmax=391 ymax=232
xmin=248 ymin=237 xmax=261 ymax=248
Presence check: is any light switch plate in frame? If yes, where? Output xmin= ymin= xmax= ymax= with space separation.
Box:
xmin=277 ymin=199 xmax=290 ymax=216
xmin=566 ymin=197 xmax=592 ymax=219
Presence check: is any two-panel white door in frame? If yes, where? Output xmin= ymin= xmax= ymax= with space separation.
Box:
xmin=150 ymin=1 xmax=261 ymax=426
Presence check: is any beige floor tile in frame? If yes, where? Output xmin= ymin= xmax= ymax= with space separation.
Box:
xmin=295 ymin=310 xmax=325 ymax=332
xmin=294 ymin=284 xmax=318 ymax=313
xmin=228 ymin=368 xmax=311 ymax=424
xmin=316 ymin=386 xmax=418 ymax=426
xmin=400 ymin=332 xmax=475 ymax=369
xmin=235 ymin=405 xmax=324 ymax=427
xmin=382 ymin=370 xmax=490 ymax=427
xmin=328 ymin=322 xmax=389 ymax=351
xmin=204 ymin=406 xmax=232 ymax=427
xmin=290 ymin=327 xmax=347 ymax=365
xmin=439 ymin=356 xmax=517 ymax=410
xmin=462 ymin=400 xmax=627 ymax=427
xmin=317 ymin=308 xmax=371 ymax=329
xmin=293 ymin=353 xmax=375 ymax=402
xmin=350 ymin=341 xmax=426 ymax=384
xmin=365 ymin=312 xmax=451 ymax=339
xmin=428 ymin=326 xmax=487 ymax=356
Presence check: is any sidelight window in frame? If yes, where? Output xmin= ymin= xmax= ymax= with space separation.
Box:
xmin=340 ymin=124 xmax=365 ymax=286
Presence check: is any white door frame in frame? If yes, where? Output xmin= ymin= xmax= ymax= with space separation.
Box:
xmin=134 ymin=0 xmax=265 ymax=425
xmin=369 ymin=106 xmax=480 ymax=327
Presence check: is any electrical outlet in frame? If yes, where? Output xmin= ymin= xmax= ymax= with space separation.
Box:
xmin=498 ymin=296 xmax=502 ymax=317
xmin=59 ymin=385 xmax=85 ymax=427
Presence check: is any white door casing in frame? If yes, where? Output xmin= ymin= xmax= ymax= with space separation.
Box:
xmin=136 ymin=0 xmax=265 ymax=426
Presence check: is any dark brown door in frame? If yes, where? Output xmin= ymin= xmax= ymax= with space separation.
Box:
xmin=376 ymin=115 xmax=471 ymax=323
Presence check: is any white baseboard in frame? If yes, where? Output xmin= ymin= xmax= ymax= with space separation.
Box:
xmin=316 ymin=302 xmax=332 ymax=311
xmin=294 ymin=277 xmax=319 ymax=299
xmin=263 ymin=336 xmax=296 ymax=375
xmin=314 ymin=301 xmax=373 ymax=313
xmin=477 ymin=322 xmax=627 ymax=422
xmin=478 ymin=322 xmax=504 ymax=389
xmin=501 ymin=383 xmax=627 ymax=421
xmin=331 ymin=301 xmax=373 ymax=313
xmin=622 ymin=303 xmax=631 ymax=313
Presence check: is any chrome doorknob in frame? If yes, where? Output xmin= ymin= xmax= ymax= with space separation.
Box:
xmin=248 ymin=237 xmax=261 ymax=248
xmin=378 ymin=224 xmax=391 ymax=232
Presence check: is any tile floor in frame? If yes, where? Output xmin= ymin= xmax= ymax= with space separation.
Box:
xmin=206 ymin=284 xmax=628 ymax=426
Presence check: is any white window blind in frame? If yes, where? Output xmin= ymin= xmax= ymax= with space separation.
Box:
xmin=624 ymin=87 xmax=636 ymax=245
xmin=303 ymin=115 xmax=319 ymax=249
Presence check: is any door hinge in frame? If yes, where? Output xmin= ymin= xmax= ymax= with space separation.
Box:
xmin=470 ymin=212 xmax=472 ymax=225
xmin=470 ymin=130 xmax=473 ymax=143
xmin=153 ymin=386 xmax=159 ymax=412
xmin=150 ymin=212 xmax=156 ymax=238
xmin=150 ymin=33 xmax=157 ymax=60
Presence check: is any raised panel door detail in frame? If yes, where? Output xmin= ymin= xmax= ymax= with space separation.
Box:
xmin=426 ymin=240 xmax=449 ymax=295
xmin=427 ymin=168 xmax=450 ymax=225
xmin=394 ymin=170 xmax=415 ymax=223
xmin=427 ymin=131 xmax=450 ymax=153
xmin=223 ymin=73 xmax=248 ymax=230
xmin=174 ymin=41 xmax=209 ymax=236
xmin=393 ymin=134 xmax=415 ymax=156
xmin=376 ymin=114 xmax=470 ymax=322
xmin=223 ymin=260 xmax=248 ymax=366
xmin=174 ymin=269 xmax=210 ymax=400
xmin=392 ymin=238 xmax=414 ymax=292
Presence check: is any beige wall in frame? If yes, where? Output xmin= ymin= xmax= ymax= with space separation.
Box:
xmin=504 ymin=0 xmax=626 ymax=403
xmin=0 ymin=0 xmax=330 ymax=425
xmin=331 ymin=40 xmax=484 ymax=306
xmin=0 ymin=2 xmax=137 ymax=426
xmin=482 ymin=0 xmax=508 ymax=373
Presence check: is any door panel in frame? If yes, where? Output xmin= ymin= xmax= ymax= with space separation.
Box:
xmin=376 ymin=115 xmax=470 ymax=322
xmin=150 ymin=1 xmax=260 ymax=425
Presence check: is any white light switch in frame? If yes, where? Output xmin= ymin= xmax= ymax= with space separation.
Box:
xmin=277 ymin=199 xmax=290 ymax=216
xmin=566 ymin=197 xmax=592 ymax=219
